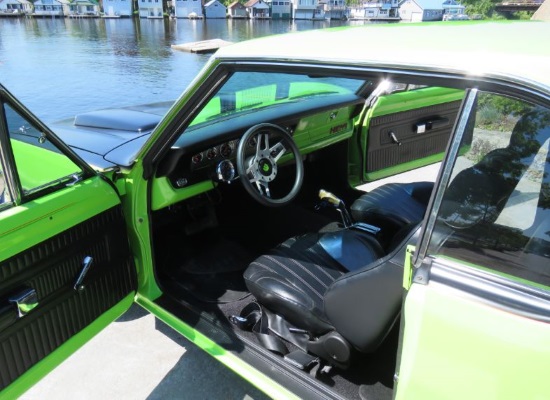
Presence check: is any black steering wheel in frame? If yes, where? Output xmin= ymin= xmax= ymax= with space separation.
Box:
xmin=236 ymin=123 xmax=304 ymax=207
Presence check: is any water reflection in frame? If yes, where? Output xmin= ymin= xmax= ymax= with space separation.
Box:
xmin=0 ymin=17 xmax=364 ymax=122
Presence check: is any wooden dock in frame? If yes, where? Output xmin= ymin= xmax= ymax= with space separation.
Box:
xmin=171 ymin=39 xmax=233 ymax=54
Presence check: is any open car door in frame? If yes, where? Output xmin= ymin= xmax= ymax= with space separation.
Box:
xmin=0 ymin=85 xmax=137 ymax=397
xmin=395 ymin=89 xmax=550 ymax=399
xmin=351 ymin=84 xmax=465 ymax=185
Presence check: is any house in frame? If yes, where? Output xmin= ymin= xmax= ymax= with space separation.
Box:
xmin=319 ymin=0 xmax=347 ymax=20
xmin=265 ymin=0 xmax=290 ymax=19
xmin=32 ymin=0 xmax=64 ymax=16
xmin=59 ymin=0 xmax=100 ymax=16
xmin=291 ymin=0 xmax=324 ymax=20
xmin=227 ymin=1 xmax=247 ymax=18
xmin=244 ymin=0 xmax=269 ymax=18
xmin=137 ymin=0 xmax=164 ymax=18
xmin=101 ymin=0 xmax=133 ymax=17
xmin=0 ymin=0 xmax=32 ymax=15
xmin=204 ymin=0 xmax=226 ymax=18
xmin=349 ymin=0 xmax=400 ymax=20
xmin=399 ymin=0 xmax=443 ymax=21
xmin=173 ymin=0 xmax=203 ymax=18
xmin=442 ymin=0 xmax=466 ymax=19
xmin=292 ymin=0 xmax=325 ymax=20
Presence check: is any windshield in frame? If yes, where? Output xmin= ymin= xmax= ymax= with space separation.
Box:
xmin=189 ymin=71 xmax=368 ymax=127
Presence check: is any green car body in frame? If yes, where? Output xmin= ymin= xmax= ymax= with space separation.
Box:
xmin=1 ymin=21 xmax=550 ymax=400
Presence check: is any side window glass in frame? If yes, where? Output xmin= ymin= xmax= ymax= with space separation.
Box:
xmin=429 ymin=93 xmax=550 ymax=287
xmin=5 ymin=103 xmax=82 ymax=198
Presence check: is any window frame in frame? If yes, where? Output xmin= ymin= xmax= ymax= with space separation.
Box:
xmin=0 ymin=86 xmax=96 ymax=207
xmin=417 ymin=87 xmax=550 ymax=290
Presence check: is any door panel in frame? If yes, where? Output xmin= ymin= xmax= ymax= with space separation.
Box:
xmin=0 ymin=184 xmax=137 ymax=391
xmin=361 ymin=87 xmax=464 ymax=182
xmin=0 ymin=86 xmax=137 ymax=394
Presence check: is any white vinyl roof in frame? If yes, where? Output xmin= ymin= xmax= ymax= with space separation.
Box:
xmin=215 ymin=21 xmax=550 ymax=95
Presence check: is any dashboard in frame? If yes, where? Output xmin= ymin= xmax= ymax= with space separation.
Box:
xmin=151 ymin=93 xmax=364 ymax=211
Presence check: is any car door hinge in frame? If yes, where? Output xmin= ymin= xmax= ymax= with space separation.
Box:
xmin=412 ymin=257 xmax=432 ymax=285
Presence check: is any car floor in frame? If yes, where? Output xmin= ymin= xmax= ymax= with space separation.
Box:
xmin=152 ymin=185 xmax=396 ymax=400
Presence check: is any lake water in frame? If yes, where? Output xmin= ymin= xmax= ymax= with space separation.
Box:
xmin=0 ymin=17 xmax=362 ymax=123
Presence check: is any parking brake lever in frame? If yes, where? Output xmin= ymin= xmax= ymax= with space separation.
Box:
xmin=318 ymin=189 xmax=354 ymax=228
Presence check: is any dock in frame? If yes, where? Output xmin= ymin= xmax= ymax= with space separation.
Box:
xmin=171 ymin=39 xmax=233 ymax=54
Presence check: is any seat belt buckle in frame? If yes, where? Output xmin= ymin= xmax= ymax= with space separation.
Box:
xmin=229 ymin=315 xmax=250 ymax=330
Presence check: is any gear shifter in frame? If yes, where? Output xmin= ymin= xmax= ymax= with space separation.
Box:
xmin=318 ymin=189 xmax=381 ymax=235
xmin=318 ymin=189 xmax=354 ymax=228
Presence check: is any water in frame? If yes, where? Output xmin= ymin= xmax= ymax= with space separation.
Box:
xmin=0 ymin=17 xmax=355 ymax=122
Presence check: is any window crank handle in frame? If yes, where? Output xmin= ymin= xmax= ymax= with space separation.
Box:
xmin=74 ymin=256 xmax=93 ymax=291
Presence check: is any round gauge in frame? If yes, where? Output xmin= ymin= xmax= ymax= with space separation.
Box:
xmin=216 ymin=160 xmax=236 ymax=182
xmin=191 ymin=152 xmax=203 ymax=164
xmin=220 ymin=142 xmax=233 ymax=158
xmin=206 ymin=147 xmax=218 ymax=160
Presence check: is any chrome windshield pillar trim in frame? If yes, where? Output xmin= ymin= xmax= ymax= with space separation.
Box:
xmin=429 ymin=258 xmax=550 ymax=324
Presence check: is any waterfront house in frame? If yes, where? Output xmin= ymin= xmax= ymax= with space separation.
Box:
xmin=59 ymin=0 xmax=100 ymax=16
xmin=399 ymin=0 xmax=443 ymax=21
xmin=0 ymin=0 xmax=32 ymax=15
xmin=291 ymin=0 xmax=324 ymax=20
xmin=102 ymin=0 xmax=133 ymax=17
xmin=173 ymin=0 xmax=203 ymax=18
xmin=348 ymin=0 xmax=399 ymax=20
xmin=264 ymin=0 xmax=290 ymax=19
xmin=138 ymin=0 xmax=164 ymax=17
xmin=204 ymin=0 xmax=226 ymax=18
xmin=319 ymin=0 xmax=347 ymax=20
xmin=227 ymin=1 xmax=247 ymax=18
xmin=245 ymin=0 xmax=269 ymax=18
xmin=32 ymin=0 xmax=64 ymax=16
xmin=442 ymin=0 xmax=466 ymax=20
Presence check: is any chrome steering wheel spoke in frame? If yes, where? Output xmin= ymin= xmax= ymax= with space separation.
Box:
xmin=236 ymin=123 xmax=304 ymax=207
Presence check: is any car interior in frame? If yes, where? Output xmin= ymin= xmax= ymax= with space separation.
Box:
xmin=144 ymin=69 xmax=466 ymax=399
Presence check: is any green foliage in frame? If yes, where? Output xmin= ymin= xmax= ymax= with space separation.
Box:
xmin=462 ymin=0 xmax=497 ymax=18
xmin=478 ymin=93 xmax=532 ymax=117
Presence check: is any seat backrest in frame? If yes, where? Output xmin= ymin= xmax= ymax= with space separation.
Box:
xmin=323 ymin=223 xmax=420 ymax=353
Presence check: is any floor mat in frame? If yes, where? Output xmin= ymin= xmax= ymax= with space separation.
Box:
xmin=166 ymin=237 xmax=256 ymax=304
xmin=173 ymin=270 xmax=251 ymax=304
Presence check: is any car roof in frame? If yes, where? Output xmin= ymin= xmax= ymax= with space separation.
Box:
xmin=214 ymin=21 xmax=550 ymax=95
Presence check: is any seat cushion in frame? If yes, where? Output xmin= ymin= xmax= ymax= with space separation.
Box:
xmin=351 ymin=182 xmax=434 ymax=238
xmin=244 ymin=230 xmax=384 ymax=335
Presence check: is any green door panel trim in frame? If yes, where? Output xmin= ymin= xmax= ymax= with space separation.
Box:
xmin=365 ymin=153 xmax=444 ymax=182
xmin=395 ymin=278 xmax=550 ymax=400
xmin=0 ymin=176 xmax=121 ymax=262
xmin=371 ymin=87 xmax=465 ymax=118
xmin=403 ymin=245 xmax=415 ymax=290
xmin=136 ymin=295 xmax=299 ymax=400
xmin=1 ymin=293 xmax=134 ymax=399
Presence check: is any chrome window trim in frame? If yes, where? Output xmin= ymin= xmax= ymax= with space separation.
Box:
xmin=416 ymin=89 xmax=478 ymax=263
xmin=429 ymin=257 xmax=550 ymax=324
